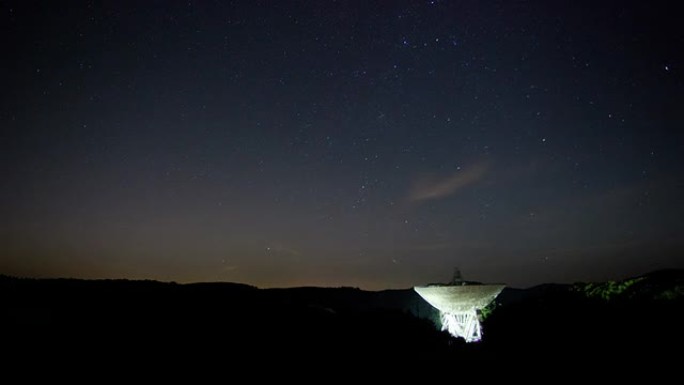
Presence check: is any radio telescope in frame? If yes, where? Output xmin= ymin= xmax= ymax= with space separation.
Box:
xmin=414 ymin=270 xmax=504 ymax=343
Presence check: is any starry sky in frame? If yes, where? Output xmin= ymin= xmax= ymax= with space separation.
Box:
xmin=2 ymin=0 xmax=682 ymax=289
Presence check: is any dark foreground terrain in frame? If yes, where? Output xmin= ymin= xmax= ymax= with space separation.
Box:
xmin=3 ymin=270 xmax=682 ymax=368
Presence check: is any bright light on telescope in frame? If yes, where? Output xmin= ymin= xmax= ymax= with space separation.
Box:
xmin=414 ymin=284 xmax=504 ymax=343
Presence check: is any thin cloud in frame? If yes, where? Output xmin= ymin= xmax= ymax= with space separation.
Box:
xmin=409 ymin=163 xmax=488 ymax=202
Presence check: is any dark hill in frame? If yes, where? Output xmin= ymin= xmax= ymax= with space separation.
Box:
xmin=2 ymin=270 xmax=682 ymax=367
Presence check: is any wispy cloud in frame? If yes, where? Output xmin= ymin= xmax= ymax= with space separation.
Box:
xmin=409 ymin=162 xmax=488 ymax=202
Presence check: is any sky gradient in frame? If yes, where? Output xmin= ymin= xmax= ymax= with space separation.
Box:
xmin=2 ymin=0 xmax=682 ymax=289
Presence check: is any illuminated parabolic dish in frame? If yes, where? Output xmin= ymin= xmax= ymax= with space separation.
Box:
xmin=414 ymin=284 xmax=504 ymax=343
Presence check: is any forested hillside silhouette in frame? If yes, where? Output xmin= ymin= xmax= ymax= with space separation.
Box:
xmin=2 ymin=270 xmax=682 ymax=366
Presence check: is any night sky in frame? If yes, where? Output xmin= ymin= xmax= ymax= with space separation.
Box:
xmin=2 ymin=1 xmax=682 ymax=289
